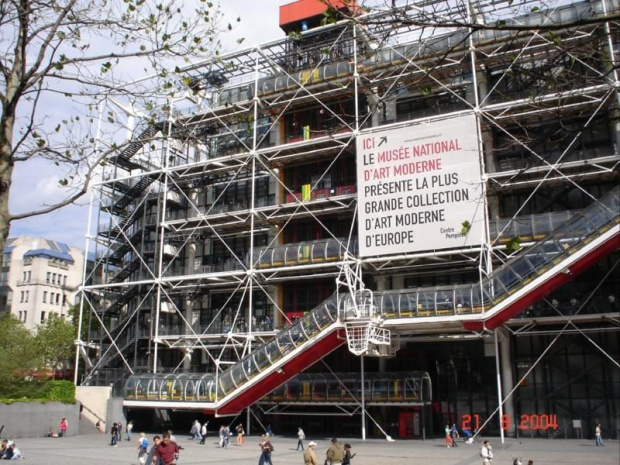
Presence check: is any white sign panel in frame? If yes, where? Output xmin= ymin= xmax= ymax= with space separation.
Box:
xmin=356 ymin=115 xmax=485 ymax=257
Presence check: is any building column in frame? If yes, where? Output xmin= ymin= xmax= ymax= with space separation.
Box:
xmin=183 ymin=242 xmax=197 ymax=372
xmin=499 ymin=328 xmax=516 ymax=436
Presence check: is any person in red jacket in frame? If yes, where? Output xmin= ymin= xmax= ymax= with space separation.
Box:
xmin=59 ymin=417 xmax=68 ymax=437
xmin=154 ymin=431 xmax=179 ymax=465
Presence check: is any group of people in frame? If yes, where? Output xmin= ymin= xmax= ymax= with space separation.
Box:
xmin=137 ymin=431 xmax=179 ymax=465
xmin=0 ymin=438 xmax=23 ymax=460
xmin=304 ymin=438 xmax=355 ymax=465
xmin=295 ymin=435 xmax=355 ymax=465
xmin=445 ymin=423 xmax=460 ymax=447
xmin=109 ymin=420 xmax=133 ymax=446
xmin=45 ymin=417 xmax=69 ymax=439
xmin=481 ymin=440 xmax=535 ymax=465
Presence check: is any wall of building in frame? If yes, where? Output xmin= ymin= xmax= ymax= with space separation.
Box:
xmin=0 ymin=402 xmax=80 ymax=438
xmin=1 ymin=235 xmax=86 ymax=331
xmin=75 ymin=385 xmax=111 ymax=431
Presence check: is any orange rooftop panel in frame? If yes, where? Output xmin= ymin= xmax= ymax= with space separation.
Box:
xmin=279 ymin=0 xmax=358 ymax=33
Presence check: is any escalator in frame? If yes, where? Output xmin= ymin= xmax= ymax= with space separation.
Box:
xmin=123 ymin=187 xmax=619 ymax=414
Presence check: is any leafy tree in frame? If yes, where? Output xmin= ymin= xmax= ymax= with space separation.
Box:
xmin=35 ymin=313 xmax=76 ymax=375
xmin=0 ymin=0 xmax=233 ymax=255
xmin=0 ymin=313 xmax=38 ymax=384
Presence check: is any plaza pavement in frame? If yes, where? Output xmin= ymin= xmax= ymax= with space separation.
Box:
xmin=6 ymin=432 xmax=619 ymax=465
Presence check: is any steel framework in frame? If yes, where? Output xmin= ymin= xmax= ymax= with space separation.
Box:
xmin=76 ymin=0 xmax=619 ymax=429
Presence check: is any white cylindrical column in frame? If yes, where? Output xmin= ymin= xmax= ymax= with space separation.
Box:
xmin=499 ymin=328 xmax=516 ymax=436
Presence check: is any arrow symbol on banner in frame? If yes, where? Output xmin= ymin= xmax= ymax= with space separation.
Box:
xmin=378 ymin=136 xmax=387 ymax=147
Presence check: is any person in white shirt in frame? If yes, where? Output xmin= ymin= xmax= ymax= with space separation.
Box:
xmin=481 ymin=440 xmax=493 ymax=464
xmin=296 ymin=427 xmax=306 ymax=451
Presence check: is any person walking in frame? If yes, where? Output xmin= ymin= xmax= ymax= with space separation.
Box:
xmin=145 ymin=435 xmax=161 ymax=465
xmin=450 ymin=423 xmax=459 ymax=447
xmin=445 ymin=424 xmax=451 ymax=448
xmin=137 ymin=432 xmax=148 ymax=465
xmin=326 ymin=437 xmax=345 ymax=465
xmin=296 ymin=426 xmax=306 ymax=451
xmin=303 ymin=441 xmax=318 ymax=465
xmin=126 ymin=420 xmax=134 ymax=441
xmin=480 ymin=440 xmax=493 ymax=464
xmin=258 ymin=434 xmax=274 ymax=465
xmin=154 ymin=431 xmax=180 ymax=465
xmin=59 ymin=417 xmax=68 ymax=437
xmin=223 ymin=425 xmax=231 ymax=448
xmin=595 ymin=423 xmax=604 ymax=446
xmin=199 ymin=421 xmax=208 ymax=445
xmin=236 ymin=423 xmax=245 ymax=445
xmin=110 ymin=422 xmax=119 ymax=447
xmin=191 ymin=419 xmax=202 ymax=441
xmin=342 ymin=443 xmax=356 ymax=465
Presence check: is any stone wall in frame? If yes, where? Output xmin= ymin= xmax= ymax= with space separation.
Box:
xmin=75 ymin=386 xmax=111 ymax=431
xmin=0 ymin=402 xmax=80 ymax=438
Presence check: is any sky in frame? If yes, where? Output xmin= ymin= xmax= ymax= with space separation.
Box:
xmin=8 ymin=0 xmax=285 ymax=250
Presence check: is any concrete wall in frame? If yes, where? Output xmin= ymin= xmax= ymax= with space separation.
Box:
xmin=106 ymin=397 xmax=126 ymax=433
xmin=0 ymin=402 xmax=79 ymax=438
xmin=75 ymin=385 xmax=111 ymax=431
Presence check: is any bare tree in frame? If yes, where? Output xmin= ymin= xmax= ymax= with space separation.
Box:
xmin=0 ymin=0 xmax=234 ymax=253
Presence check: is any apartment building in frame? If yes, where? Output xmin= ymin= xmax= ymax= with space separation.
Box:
xmin=78 ymin=0 xmax=619 ymax=438
xmin=0 ymin=235 xmax=86 ymax=330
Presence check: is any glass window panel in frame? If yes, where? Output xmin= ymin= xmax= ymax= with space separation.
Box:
xmin=495 ymin=267 xmax=522 ymax=292
xmin=272 ymin=247 xmax=285 ymax=265
xmin=373 ymin=379 xmax=389 ymax=401
xmin=253 ymin=346 xmax=271 ymax=371
xmin=185 ymin=379 xmax=197 ymax=400
xmin=266 ymin=339 xmax=284 ymax=363
xmin=511 ymin=257 xmax=536 ymax=282
xmin=276 ymin=331 xmax=295 ymax=356
xmin=325 ymin=240 xmax=341 ymax=261
xmin=258 ymin=249 xmax=272 ymax=268
xmin=471 ymin=285 xmax=485 ymax=311
xmin=285 ymin=378 xmax=299 ymax=401
xmin=326 ymin=380 xmax=342 ymax=401
xmin=312 ymin=379 xmax=326 ymax=401
xmin=582 ymin=203 xmax=611 ymax=228
xmin=219 ymin=372 xmax=236 ymax=395
xmin=436 ymin=289 xmax=454 ymax=312
xmin=342 ymin=379 xmax=356 ymax=402
xmin=381 ymin=293 xmax=398 ymax=315
xmin=242 ymin=357 xmax=257 ymax=380
xmin=311 ymin=243 xmax=325 ymax=262
xmin=124 ymin=376 xmax=138 ymax=399
xmin=285 ymin=245 xmax=298 ymax=265
xmin=289 ymin=323 xmax=307 ymax=347
xmin=418 ymin=290 xmax=435 ymax=315
xmin=302 ymin=313 xmax=320 ymax=338
xmin=454 ymin=287 xmax=472 ymax=312
xmin=402 ymin=293 xmax=417 ymax=316
xmin=356 ymin=380 xmax=371 ymax=400
xmin=314 ymin=302 xmax=336 ymax=328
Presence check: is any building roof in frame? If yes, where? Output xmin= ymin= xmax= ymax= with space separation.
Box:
xmin=23 ymin=248 xmax=75 ymax=263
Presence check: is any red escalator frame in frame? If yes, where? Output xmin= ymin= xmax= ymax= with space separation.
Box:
xmin=213 ymin=328 xmax=345 ymax=415
xmin=463 ymin=231 xmax=620 ymax=332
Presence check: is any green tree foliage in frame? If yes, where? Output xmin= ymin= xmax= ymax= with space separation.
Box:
xmin=0 ymin=313 xmax=77 ymax=401
xmin=35 ymin=314 xmax=76 ymax=375
xmin=0 ymin=314 xmax=39 ymax=383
